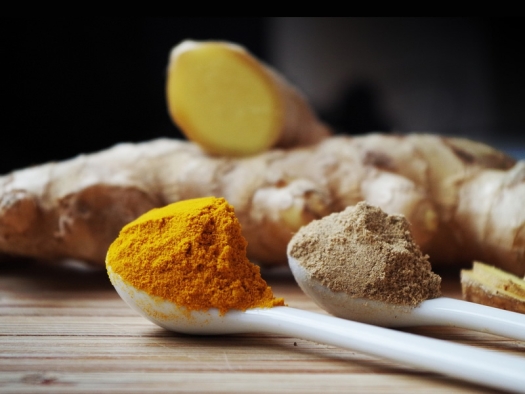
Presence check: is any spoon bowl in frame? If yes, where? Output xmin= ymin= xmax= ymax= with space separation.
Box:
xmin=288 ymin=254 xmax=525 ymax=341
xmin=109 ymin=267 xmax=246 ymax=335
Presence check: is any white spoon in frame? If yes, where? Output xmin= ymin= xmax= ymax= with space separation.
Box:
xmin=109 ymin=267 xmax=525 ymax=393
xmin=288 ymin=255 xmax=525 ymax=342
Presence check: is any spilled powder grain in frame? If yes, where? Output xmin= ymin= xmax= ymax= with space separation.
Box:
xmin=288 ymin=202 xmax=441 ymax=306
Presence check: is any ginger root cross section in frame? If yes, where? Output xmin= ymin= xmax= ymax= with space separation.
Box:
xmin=166 ymin=40 xmax=330 ymax=157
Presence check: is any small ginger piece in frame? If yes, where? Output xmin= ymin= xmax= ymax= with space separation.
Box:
xmin=166 ymin=40 xmax=330 ymax=156
xmin=461 ymin=261 xmax=525 ymax=314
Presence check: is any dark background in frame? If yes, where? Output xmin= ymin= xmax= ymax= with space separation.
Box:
xmin=2 ymin=17 xmax=524 ymax=175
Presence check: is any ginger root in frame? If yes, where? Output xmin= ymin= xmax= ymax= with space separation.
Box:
xmin=461 ymin=261 xmax=525 ymax=314
xmin=1 ymin=134 xmax=524 ymax=276
xmin=166 ymin=40 xmax=330 ymax=157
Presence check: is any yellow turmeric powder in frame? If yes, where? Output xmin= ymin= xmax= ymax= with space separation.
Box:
xmin=106 ymin=196 xmax=284 ymax=314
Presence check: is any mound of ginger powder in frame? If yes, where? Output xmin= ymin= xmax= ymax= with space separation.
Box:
xmin=106 ymin=196 xmax=284 ymax=315
xmin=288 ymin=202 xmax=441 ymax=306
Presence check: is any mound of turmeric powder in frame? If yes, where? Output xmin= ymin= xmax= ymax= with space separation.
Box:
xmin=106 ymin=196 xmax=283 ymax=314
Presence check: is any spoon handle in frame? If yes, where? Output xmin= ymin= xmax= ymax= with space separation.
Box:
xmin=410 ymin=297 xmax=525 ymax=341
xmin=244 ymin=307 xmax=525 ymax=393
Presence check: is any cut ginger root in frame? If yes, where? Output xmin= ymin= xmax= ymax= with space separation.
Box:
xmin=461 ymin=262 xmax=525 ymax=314
xmin=1 ymin=39 xmax=525 ymax=275
xmin=0 ymin=134 xmax=524 ymax=277
xmin=166 ymin=40 xmax=330 ymax=156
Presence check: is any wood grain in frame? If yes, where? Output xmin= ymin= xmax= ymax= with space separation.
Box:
xmin=1 ymin=260 xmax=523 ymax=393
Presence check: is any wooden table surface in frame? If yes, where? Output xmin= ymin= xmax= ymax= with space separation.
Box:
xmin=1 ymin=259 xmax=524 ymax=393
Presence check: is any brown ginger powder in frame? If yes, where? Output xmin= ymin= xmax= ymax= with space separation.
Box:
xmin=288 ymin=202 xmax=441 ymax=306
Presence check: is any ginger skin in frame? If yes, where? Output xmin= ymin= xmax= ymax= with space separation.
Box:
xmin=1 ymin=134 xmax=523 ymax=276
